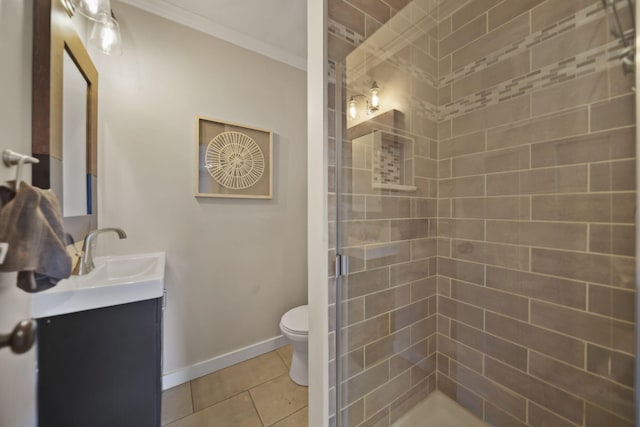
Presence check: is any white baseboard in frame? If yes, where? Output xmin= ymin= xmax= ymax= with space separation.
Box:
xmin=162 ymin=335 xmax=288 ymax=390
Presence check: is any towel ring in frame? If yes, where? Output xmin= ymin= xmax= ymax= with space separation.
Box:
xmin=2 ymin=149 xmax=40 ymax=189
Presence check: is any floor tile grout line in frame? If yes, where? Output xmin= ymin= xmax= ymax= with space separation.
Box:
xmin=247 ymin=388 xmax=266 ymax=427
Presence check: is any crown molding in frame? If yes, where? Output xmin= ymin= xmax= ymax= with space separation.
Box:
xmin=118 ymin=0 xmax=307 ymax=71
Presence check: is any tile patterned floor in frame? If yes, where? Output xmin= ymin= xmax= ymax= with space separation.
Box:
xmin=161 ymin=346 xmax=308 ymax=427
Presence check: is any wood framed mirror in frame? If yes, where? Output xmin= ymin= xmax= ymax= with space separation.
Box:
xmin=32 ymin=0 xmax=98 ymax=242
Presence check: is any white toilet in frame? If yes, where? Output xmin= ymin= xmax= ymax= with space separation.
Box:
xmin=279 ymin=305 xmax=308 ymax=386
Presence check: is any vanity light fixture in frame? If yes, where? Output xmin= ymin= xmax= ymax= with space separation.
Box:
xmin=89 ymin=11 xmax=123 ymax=56
xmin=348 ymin=81 xmax=381 ymax=121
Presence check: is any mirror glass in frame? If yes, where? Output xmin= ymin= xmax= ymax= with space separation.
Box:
xmin=62 ymin=49 xmax=89 ymax=217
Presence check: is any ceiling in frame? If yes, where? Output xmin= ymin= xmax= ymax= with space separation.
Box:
xmin=119 ymin=0 xmax=307 ymax=70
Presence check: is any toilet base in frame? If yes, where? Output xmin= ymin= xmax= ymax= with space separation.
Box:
xmin=289 ymin=347 xmax=308 ymax=386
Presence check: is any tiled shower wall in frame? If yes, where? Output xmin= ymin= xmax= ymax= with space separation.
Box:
xmin=328 ymin=0 xmax=636 ymax=426
xmin=436 ymin=0 xmax=636 ymax=426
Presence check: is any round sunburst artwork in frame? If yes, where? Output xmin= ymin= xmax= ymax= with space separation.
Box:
xmin=205 ymin=131 xmax=265 ymax=189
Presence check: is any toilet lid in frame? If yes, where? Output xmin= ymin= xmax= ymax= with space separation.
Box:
xmin=281 ymin=305 xmax=308 ymax=335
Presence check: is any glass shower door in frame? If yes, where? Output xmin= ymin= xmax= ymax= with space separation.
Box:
xmin=330 ymin=0 xmax=637 ymax=426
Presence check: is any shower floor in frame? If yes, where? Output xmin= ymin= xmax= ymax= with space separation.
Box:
xmin=391 ymin=390 xmax=489 ymax=427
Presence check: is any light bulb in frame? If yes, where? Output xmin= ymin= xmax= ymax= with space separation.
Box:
xmin=369 ymin=81 xmax=380 ymax=111
xmin=348 ymin=98 xmax=357 ymax=121
xmin=90 ymin=16 xmax=123 ymax=55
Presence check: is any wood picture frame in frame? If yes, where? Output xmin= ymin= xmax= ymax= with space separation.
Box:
xmin=195 ymin=116 xmax=273 ymax=199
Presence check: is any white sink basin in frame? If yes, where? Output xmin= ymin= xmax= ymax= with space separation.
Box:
xmin=31 ymin=252 xmax=166 ymax=318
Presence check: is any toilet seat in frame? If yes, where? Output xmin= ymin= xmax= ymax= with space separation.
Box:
xmin=280 ymin=305 xmax=308 ymax=336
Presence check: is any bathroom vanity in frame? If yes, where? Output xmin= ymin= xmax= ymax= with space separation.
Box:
xmin=31 ymin=253 xmax=165 ymax=427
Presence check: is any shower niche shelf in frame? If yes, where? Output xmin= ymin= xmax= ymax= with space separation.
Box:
xmin=369 ymin=130 xmax=416 ymax=192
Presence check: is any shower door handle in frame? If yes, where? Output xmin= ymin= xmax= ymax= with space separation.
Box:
xmin=335 ymin=254 xmax=349 ymax=277
xmin=0 ymin=319 xmax=37 ymax=354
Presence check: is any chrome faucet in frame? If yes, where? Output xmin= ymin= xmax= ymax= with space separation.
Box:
xmin=74 ymin=228 xmax=127 ymax=275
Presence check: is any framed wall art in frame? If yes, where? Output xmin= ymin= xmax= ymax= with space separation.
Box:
xmin=195 ymin=116 xmax=273 ymax=199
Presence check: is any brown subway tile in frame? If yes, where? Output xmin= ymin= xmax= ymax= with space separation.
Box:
xmin=453 ymin=51 xmax=530 ymax=100
xmin=486 ymin=266 xmax=586 ymax=309
xmin=439 ymin=131 xmax=486 ymax=159
xmin=411 ymin=238 xmax=437 ymax=259
xmin=365 ymin=241 xmax=411 ymax=269
xmin=486 ymin=311 xmax=585 ymax=367
xmin=341 ymin=314 xmax=391 ymax=353
xmin=531 ymin=193 xmax=635 ymax=223
xmin=437 ymin=373 xmax=484 ymax=419
xmin=452 ymin=95 xmax=531 ymax=136
xmin=341 ymin=361 xmax=389 ymax=406
xmin=531 ymin=248 xmax=635 ymax=289
xmin=451 ymin=145 xmax=529 ymax=177
xmin=336 ymin=397 xmax=364 ymax=427
xmin=437 ymin=314 xmax=451 ymax=336
xmin=329 ymin=298 xmax=365 ymax=331
xmin=345 ymin=0 xmax=391 ymax=23
xmin=531 ymin=127 xmax=635 ymax=168
xmin=529 ymin=351 xmax=634 ymax=421
xmin=437 ymin=276 xmax=451 ymax=296
xmin=438 ymin=198 xmax=452 ymax=217
xmin=527 ymin=401 xmax=576 ymax=427
xmin=439 ymin=175 xmax=485 ymax=197
xmin=411 ymin=314 xmax=437 ymax=343
xmin=328 ymin=33 xmax=355 ymax=62
xmin=438 ymin=334 xmax=484 ymax=373
xmin=587 ymin=344 xmax=634 ymax=388
xmin=390 ymin=299 xmax=431 ymax=332
xmin=585 ymin=403 xmax=634 ymax=427
xmin=590 ymin=159 xmax=636 ymax=192
xmin=388 ymin=339 xmax=430 ymax=378
xmin=438 ymin=296 xmax=484 ymax=329
xmin=340 ymin=220 xmax=390 ymax=247
xmin=452 ymin=197 xmax=530 ymax=220
xmin=452 ymin=14 xmax=530 ymax=70
xmin=530 ymin=300 xmax=635 ymax=354
xmin=440 ymin=15 xmax=487 ymax=57
xmin=589 ymin=224 xmax=635 ymax=257
xmin=437 ymin=237 xmax=452 ymax=257
xmin=450 ymin=279 xmax=529 ymax=320
xmin=365 ymin=285 xmax=411 ymax=318
xmin=449 ymin=358 xmax=527 ymax=421
xmin=531 ymin=0 xmax=599 ymax=31
xmin=488 ymin=0 xmax=546 ymax=30
xmin=438 ymin=219 xmax=485 ymax=240
xmin=365 ymin=196 xmax=411 ymax=219
xmin=329 ymin=0 xmax=366 ymax=35
xmin=486 ymin=220 xmax=587 ymax=251
xmin=588 ymin=284 xmax=635 ymax=322
xmin=451 ymin=239 xmax=530 ymax=271
xmin=484 ymin=357 xmax=584 ymax=424
xmin=410 ymin=277 xmax=437 ymax=301
xmin=359 ymin=407 xmax=388 ymax=427
xmin=439 ymin=54 xmax=452 ymax=76
xmin=450 ymin=320 xmax=527 ymax=371
xmin=364 ymin=371 xmax=411 ymax=419
xmin=484 ymin=401 xmax=528 ymax=427
xmin=411 ymin=353 xmax=437 ymax=386
xmin=364 ymin=328 xmax=411 ymax=368
xmin=451 ymin=0 xmax=502 ymax=31
xmin=390 ymin=219 xmax=430 ymax=240
xmin=437 ymin=15 xmax=452 ymax=38
xmin=344 ymin=267 xmax=389 ymax=299
xmin=411 ymin=45 xmax=438 ymax=79
xmin=532 ymin=18 xmax=607 ymax=69
xmin=437 ymin=353 xmax=450 ymax=376
xmin=328 ymin=194 xmax=366 ymax=221
xmin=531 ymin=71 xmax=608 ymax=116
xmin=415 ymin=156 xmax=438 ymax=179
xmin=438 ymin=84 xmax=452 ymax=106
xmin=591 ymin=94 xmax=636 ymax=131
xmin=390 ymin=258 xmax=431 ymax=286
xmin=486 ymin=165 xmax=588 ymax=195
xmin=438 ymin=257 xmax=485 ymax=285
xmin=487 ymin=107 xmax=588 ymax=150
xmin=438 ymin=120 xmax=452 ymax=140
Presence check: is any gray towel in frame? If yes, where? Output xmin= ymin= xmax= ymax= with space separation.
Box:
xmin=0 ymin=183 xmax=72 ymax=292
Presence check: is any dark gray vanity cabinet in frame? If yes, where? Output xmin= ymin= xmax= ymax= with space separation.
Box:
xmin=36 ymin=298 xmax=162 ymax=427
